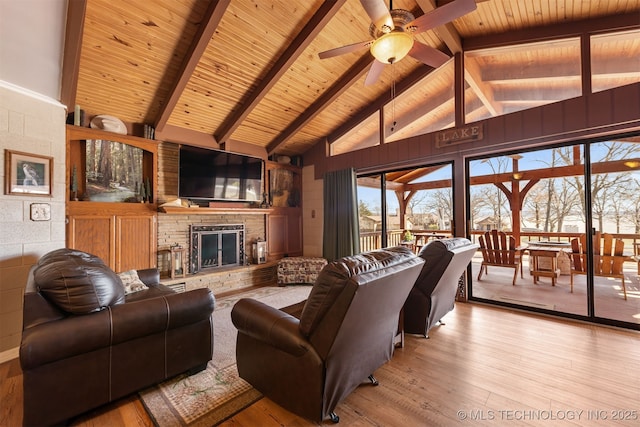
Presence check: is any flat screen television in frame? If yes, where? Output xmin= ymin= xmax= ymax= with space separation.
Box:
xmin=178 ymin=145 xmax=263 ymax=202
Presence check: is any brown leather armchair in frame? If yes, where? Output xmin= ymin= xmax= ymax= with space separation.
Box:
xmin=231 ymin=246 xmax=424 ymax=423
xmin=20 ymin=249 xmax=215 ymax=426
xmin=403 ymin=238 xmax=479 ymax=338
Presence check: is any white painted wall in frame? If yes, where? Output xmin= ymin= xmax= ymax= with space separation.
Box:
xmin=0 ymin=0 xmax=66 ymax=361
xmin=0 ymin=0 xmax=66 ymax=100
xmin=0 ymin=83 xmax=66 ymax=361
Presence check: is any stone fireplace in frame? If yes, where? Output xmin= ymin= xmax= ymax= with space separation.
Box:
xmin=156 ymin=211 xmax=266 ymax=278
xmin=190 ymin=224 xmax=245 ymax=273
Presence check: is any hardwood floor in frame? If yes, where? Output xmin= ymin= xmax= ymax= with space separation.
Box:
xmin=2 ymin=303 xmax=638 ymax=426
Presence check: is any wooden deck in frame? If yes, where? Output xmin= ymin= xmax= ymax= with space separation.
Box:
xmin=471 ymin=252 xmax=640 ymax=325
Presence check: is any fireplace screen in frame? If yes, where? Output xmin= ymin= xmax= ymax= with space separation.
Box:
xmin=190 ymin=224 xmax=244 ymax=273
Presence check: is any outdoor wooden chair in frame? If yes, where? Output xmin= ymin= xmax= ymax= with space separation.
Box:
xmin=477 ymin=230 xmax=523 ymax=286
xmin=570 ymin=232 xmax=627 ymax=300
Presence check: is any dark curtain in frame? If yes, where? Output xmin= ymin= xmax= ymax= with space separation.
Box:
xmin=323 ymin=168 xmax=360 ymax=261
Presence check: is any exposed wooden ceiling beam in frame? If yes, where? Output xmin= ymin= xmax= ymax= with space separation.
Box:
xmin=154 ymin=124 xmax=218 ymax=148
xmin=60 ymin=0 xmax=87 ymax=110
xmin=357 ymin=176 xmax=405 ymax=191
xmin=475 ymin=57 xmax=638 ymax=82
xmin=464 ymin=12 xmax=640 ymax=51
xmin=493 ymin=86 xmax=580 ymax=101
xmin=326 ymin=0 xmax=473 ymax=148
xmin=363 ymin=158 xmax=640 ymax=191
xmin=464 ymin=56 xmax=500 ymax=116
xmin=389 ymin=165 xmax=447 ymax=183
xmin=154 ymin=0 xmax=230 ymax=135
xmin=472 ymin=158 xmax=640 ymax=185
xmin=216 ymin=0 xmax=346 ymax=145
xmin=386 ymin=85 xmax=455 ymax=138
xmin=329 ymin=12 xmax=640 ymax=153
xmin=327 ymin=65 xmax=436 ymax=145
xmin=405 ymin=178 xmax=452 ymax=191
xmin=415 ymin=0 xmax=463 ymax=53
xmin=266 ymin=54 xmax=374 ymax=155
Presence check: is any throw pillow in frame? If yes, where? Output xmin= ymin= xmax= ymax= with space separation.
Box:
xmin=118 ymin=269 xmax=149 ymax=294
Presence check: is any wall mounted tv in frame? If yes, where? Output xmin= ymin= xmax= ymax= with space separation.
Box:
xmin=178 ymin=145 xmax=263 ymax=202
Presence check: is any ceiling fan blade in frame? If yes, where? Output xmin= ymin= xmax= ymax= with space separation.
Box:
xmin=407 ymin=0 xmax=477 ymax=34
xmin=359 ymin=0 xmax=393 ymax=31
xmin=364 ymin=59 xmax=385 ymax=86
xmin=408 ymin=42 xmax=450 ymax=68
xmin=319 ymin=40 xmax=372 ymax=59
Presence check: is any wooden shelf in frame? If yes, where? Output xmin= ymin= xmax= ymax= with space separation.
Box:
xmin=69 ymin=200 xmax=157 ymax=215
xmin=66 ymin=124 xmax=158 ymax=152
xmin=159 ymin=206 xmax=272 ymax=215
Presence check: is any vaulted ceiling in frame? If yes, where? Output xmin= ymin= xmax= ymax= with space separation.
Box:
xmin=62 ymin=0 xmax=640 ymax=158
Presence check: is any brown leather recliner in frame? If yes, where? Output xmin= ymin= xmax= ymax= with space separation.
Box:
xmin=231 ymin=246 xmax=424 ymax=423
xmin=20 ymin=248 xmax=215 ymax=426
xmin=403 ymin=237 xmax=479 ymax=338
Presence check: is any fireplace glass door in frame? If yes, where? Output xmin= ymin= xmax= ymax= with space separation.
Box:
xmin=200 ymin=232 xmax=239 ymax=269
xmin=190 ymin=224 xmax=245 ymax=273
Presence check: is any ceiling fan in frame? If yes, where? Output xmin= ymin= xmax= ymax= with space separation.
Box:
xmin=319 ymin=0 xmax=477 ymax=85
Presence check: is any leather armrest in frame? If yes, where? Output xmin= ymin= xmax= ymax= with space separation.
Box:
xmin=20 ymin=310 xmax=112 ymax=370
xmin=231 ymin=298 xmax=309 ymax=357
xmin=136 ymin=268 xmax=160 ymax=285
xmin=22 ymin=292 xmax=66 ymax=330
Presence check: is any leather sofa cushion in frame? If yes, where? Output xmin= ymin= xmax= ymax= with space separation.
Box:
xmin=33 ymin=248 xmax=125 ymax=314
xmin=299 ymin=246 xmax=416 ymax=336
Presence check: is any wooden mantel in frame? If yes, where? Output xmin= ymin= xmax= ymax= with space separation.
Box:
xmin=158 ymin=206 xmax=273 ymax=215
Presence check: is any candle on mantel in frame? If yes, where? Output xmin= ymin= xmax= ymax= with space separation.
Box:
xmin=74 ymin=104 xmax=80 ymax=126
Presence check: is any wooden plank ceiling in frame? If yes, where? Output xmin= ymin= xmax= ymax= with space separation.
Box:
xmin=65 ymin=0 xmax=640 ymax=157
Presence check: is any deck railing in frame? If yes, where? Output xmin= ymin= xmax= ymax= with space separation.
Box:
xmin=360 ymin=230 xmax=640 ymax=256
xmin=470 ymin=231 xmax=640 ymax=256
xmin=360 ymin=229 xmax=451 ymax=253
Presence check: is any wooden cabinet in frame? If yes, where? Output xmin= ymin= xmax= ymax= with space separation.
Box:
xmin=265 ymin=161 xmax=302 ymax=260
xmin=67 ymin=209 xmax=157 ymax=272
xmin=267 ymin=207 xmax=302 ymax=259
xmin=66 ymin=125 xmax=158 ymax=271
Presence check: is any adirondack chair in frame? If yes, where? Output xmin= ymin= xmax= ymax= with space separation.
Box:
xmin=477 ymin=230 xmax=524 ymax=286
xmin=570 ymin=232 xmax=628 ymax=300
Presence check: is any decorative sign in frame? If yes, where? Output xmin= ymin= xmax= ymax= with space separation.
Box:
xmin=435 ymin=124 xmax=484 ymax=148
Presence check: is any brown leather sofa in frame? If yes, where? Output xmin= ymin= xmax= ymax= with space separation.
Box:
xmin=20 ymin=248 xmax=215 ymax=426
xmin=403 ymin=237 xmax=479 ymax=338
xmin=231 ymin=246 xmax=424 ymax=423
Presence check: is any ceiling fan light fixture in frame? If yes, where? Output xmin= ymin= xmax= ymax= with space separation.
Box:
xmin=370 ymin=31 xmax=413 ymax=64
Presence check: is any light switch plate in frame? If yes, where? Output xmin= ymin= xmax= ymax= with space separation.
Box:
xmin=30 ymin=203 xmax=51 ymax=221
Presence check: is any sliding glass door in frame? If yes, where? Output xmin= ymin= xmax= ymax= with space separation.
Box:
xmin=588 ymin=138 xmax=640 ymax=321
xmin=357 ymin=163 xmax=453 ymax=253
xmin=467 ymin=137 xmax=640 ymax=327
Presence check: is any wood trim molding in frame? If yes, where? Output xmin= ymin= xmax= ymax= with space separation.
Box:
xmin=60 ymin=0 xmax=87 ymax=109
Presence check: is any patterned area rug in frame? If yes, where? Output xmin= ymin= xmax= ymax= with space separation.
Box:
xmin=139 ymin=285 xmax=312 ymax=426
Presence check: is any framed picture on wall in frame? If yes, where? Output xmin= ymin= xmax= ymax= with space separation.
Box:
xmin=4 ymin=150 xmax=53 ymax=196
xmin=269 ymin=168 xmax=294 ymax=207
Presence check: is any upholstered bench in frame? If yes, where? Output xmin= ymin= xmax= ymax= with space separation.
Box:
xmin=277 ymin=256 xmax=327 ymax=286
